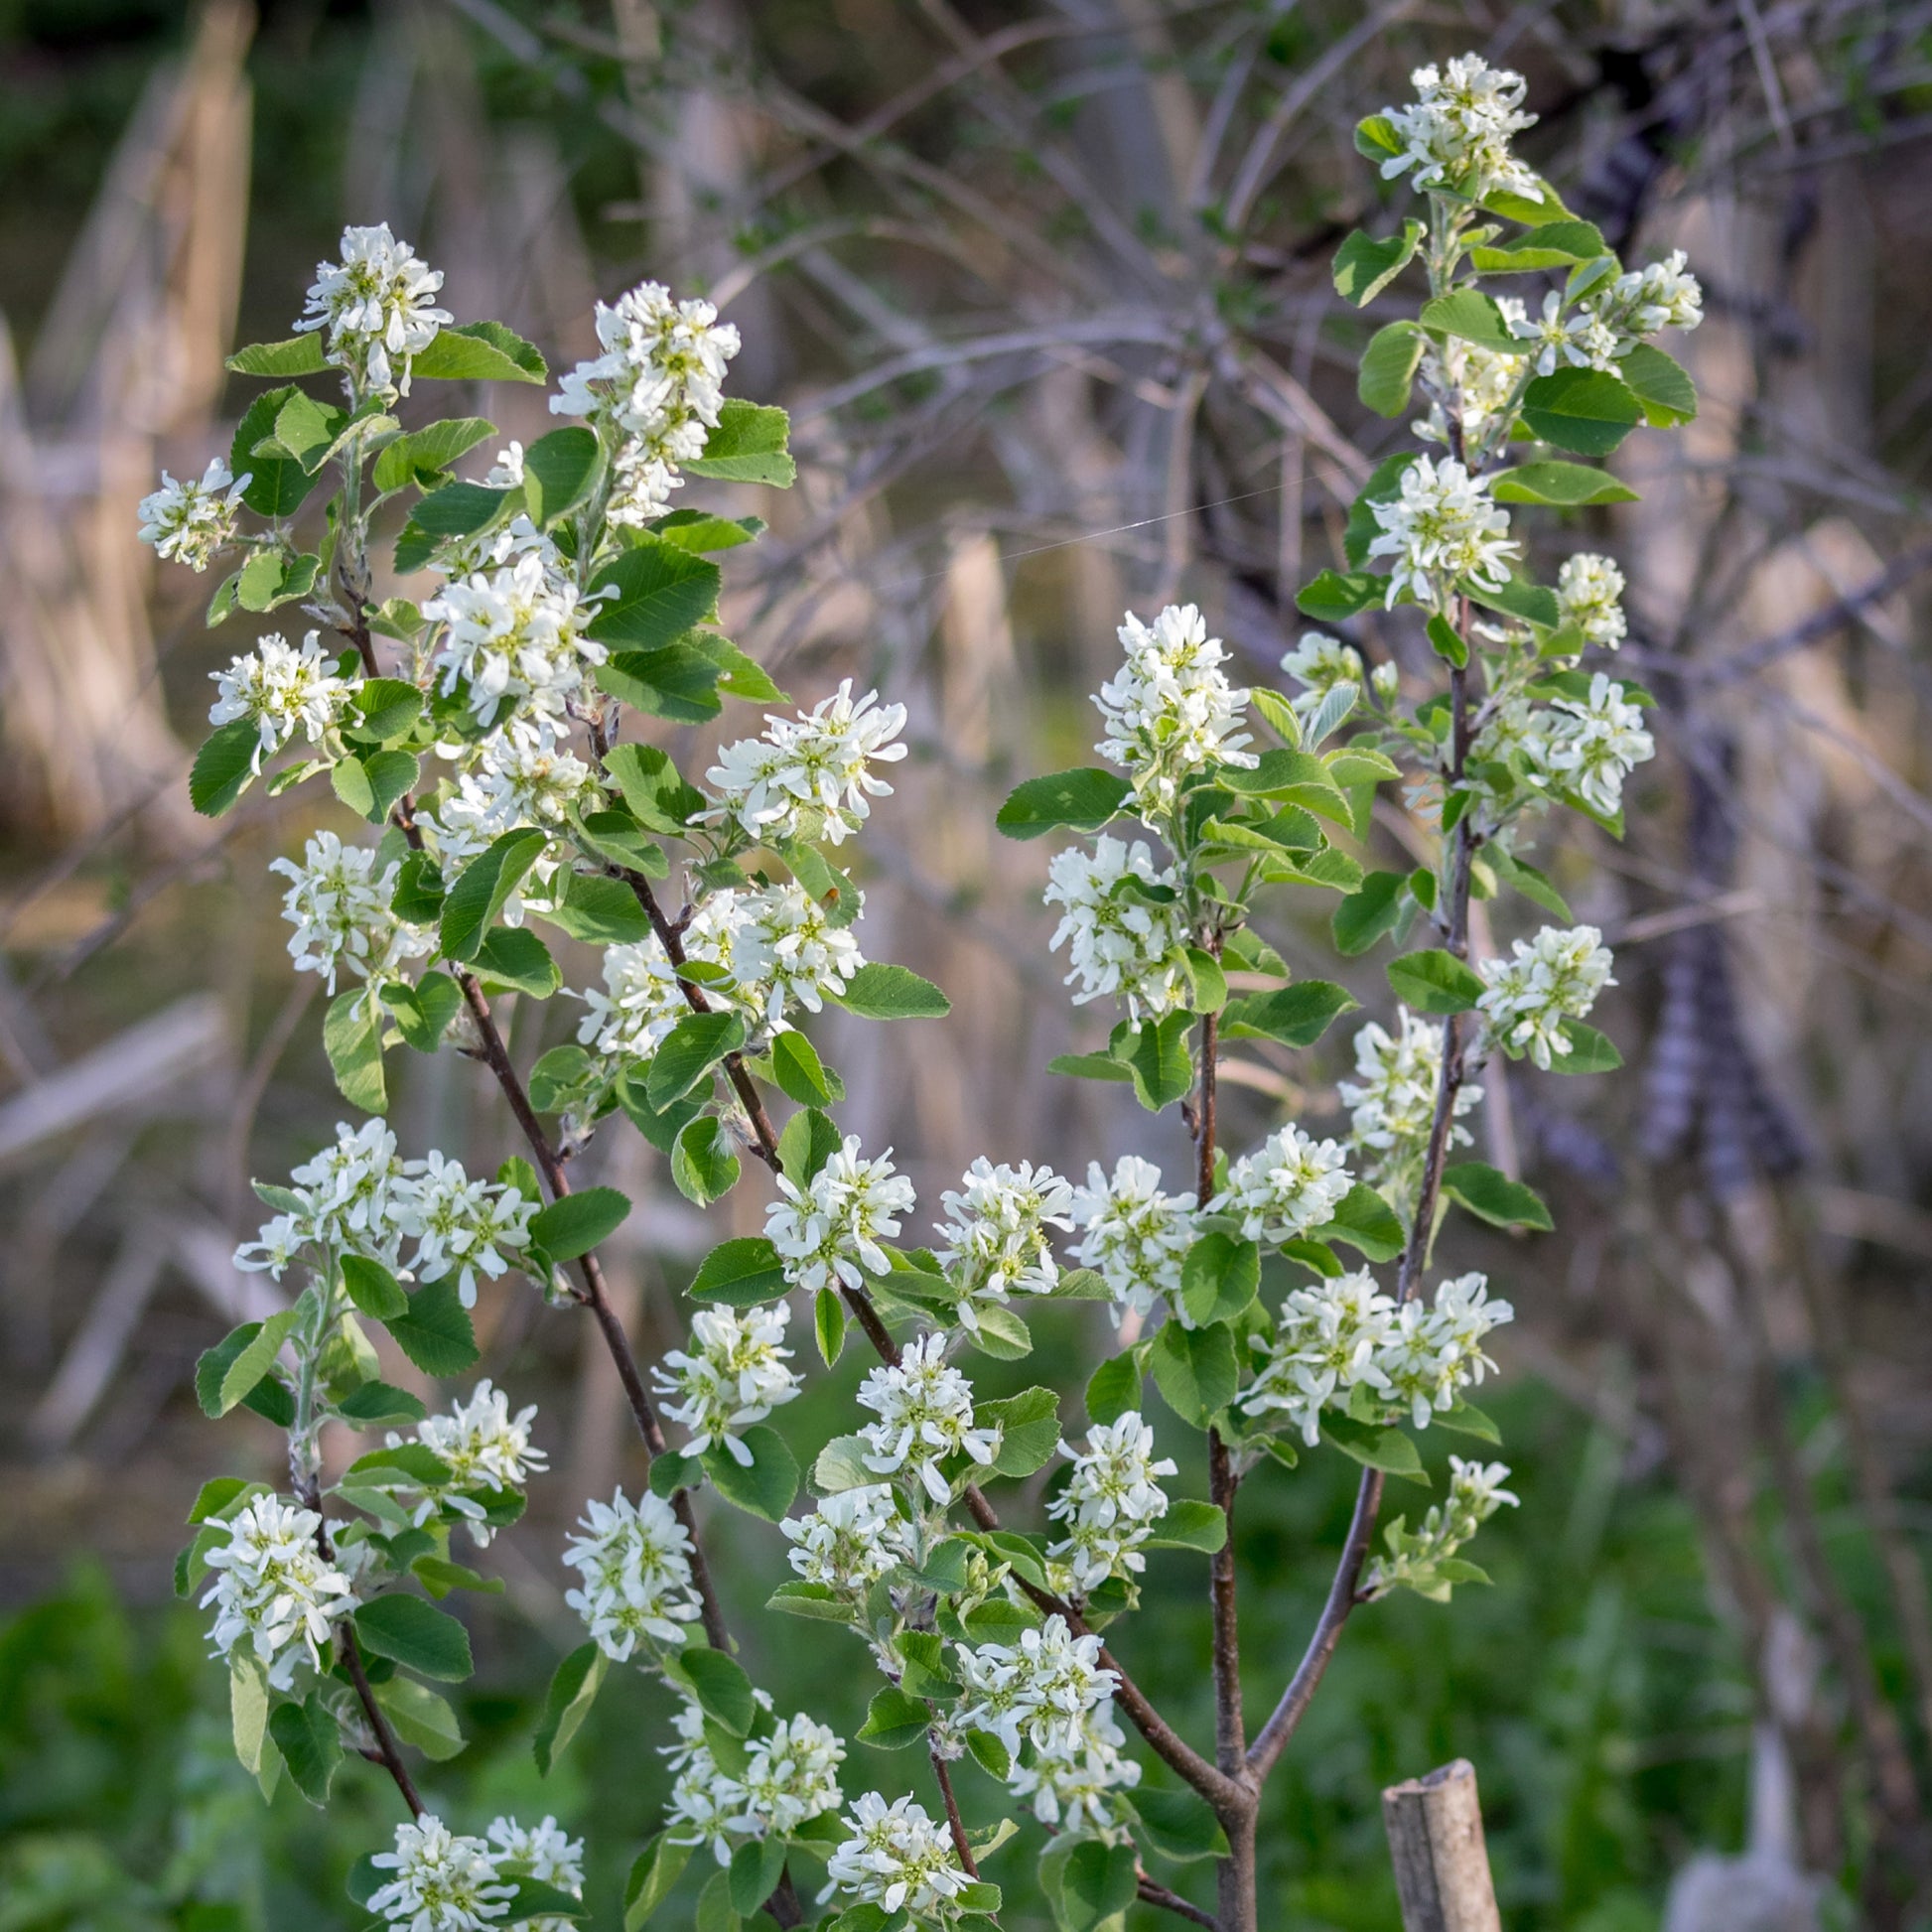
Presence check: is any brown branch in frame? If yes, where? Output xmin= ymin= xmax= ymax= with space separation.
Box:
xmin=927 ymin=1729 xmax=980 ymax=1878
xmin=1138 ymin=1874 xmax=1217 ymax=1928
xmin=339 ymin=1622 xmax=426 ymax=1818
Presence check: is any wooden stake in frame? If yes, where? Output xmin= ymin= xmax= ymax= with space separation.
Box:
xmin=1382 ymin=1759 xmax=1502 ymax=1932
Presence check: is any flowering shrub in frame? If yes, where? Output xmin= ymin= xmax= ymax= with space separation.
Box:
xmin=170 ymin=56 xmax=1695 ymax=1932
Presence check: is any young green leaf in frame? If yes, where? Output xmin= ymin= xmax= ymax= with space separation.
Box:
xmin=521 ymin=426 xmax=602 ymax=526
xmin=674 ymin=1645 xmax=757 ymax=1735
xmin=1492 ymin=460 xmax=1639 ymax=506
xmin=684 ymin=400 xmax=795 ymax=484
xmin=995 ymin=767 xmax=1130 ymax=840
xmin=1145 ymin=1498 xmax=1229 ymax=1553
xmin=1386 ymin=948 xmax=1486 ymax=1014
xmin=1149 ymin=1319 xmax=1238 ymax=1428
xmin=586 ymin=537 xmax=723 ymax=649
xmin=1178 ymin=1234 xmax=1260 ymax=1327
xmin=410 ymin=319 xmax=548 ymax=384
xmin=530 ymin=1186 xmax=632 ymax=1261
xmin=1550 ymin=1018 xmax=1623 ymax=1071
xmin=534 ymin=1642 xmax=608 ymax=1776
xmin=835 ymin=962 xmax=950 ymax=1020
xmin=857 ymin=1685 xmax=931 ymax=1750
xmin=1331 ymin=221 xmax=1422 ymax=304
xmin=353 ymin=1594 xmax=475 ymax=1680
xmin=1119 ymin=1010 xmax=1193 ymax=1112
xmin=1358 ymin=321 xmax=1428 ymax=417
xmin=1321 ymin=1415 xmax=1428 ymax=1485
xmin=190 ymin=719 xmax=263 ymax=817
xmin=1219 ymin=981 xmax=1359 ymax=1046
xmin=1315 ymin=1182 xmax=1407 ymax=1262
xmin=1419 ymin=288 xmax=1520 ymax=351
xmin=706 ymin=1425 xmax=798 ymax=1521
xmin=269 ymin=1688 xmax=343 ymax=1805
xmin=1617 ymin=342 xmax=1698 ymax=428
xmin=770 ymin=1030 xmax=844 ymax=1106
xmin=625 ymin=1834 xmax=694 ymax=1931
xmin=672 ymin=1116 xmax=741 ymax=1205
xmin=814 ymin=1286 xmax=847 ymax=1367
xmin=1442 ymin=1161 xmax=1554 ymax=1230
xmin=689 ymin=1237 xmax=788 ymax=1306
xmin=647 ymin=1010 xmax=747 ymax=1110
xmin=1296 ymin=569 xmax=1385 ymax=621
xmin=342 ymin=1255 xmax=408 ymax=1319
xmin=1085 ymin=1351 xmax=1143 ymax=1428
xmin=439 ymin=829 xmax=548 ymax=962
xmin=979 ymin=1387 xmax=1061 ymax=1476
xmin=1521 ymin=368 xmax=1643 ymax=456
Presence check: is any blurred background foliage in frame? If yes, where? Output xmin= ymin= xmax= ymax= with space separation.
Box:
xmin=2 ymin=1 xmax=1931 ymax=1928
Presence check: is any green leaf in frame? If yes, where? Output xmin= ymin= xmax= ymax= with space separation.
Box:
xmin=684 ymin=399 xmax=796 ymax=484
xmin=534 ymin=1642 xmax=608 ymax=1776
xmin=980 ymin=1386 xmax=1061 ymax=1477
xmin=1358 ymin=321 xmax=1428 ymax=417
xmin=373 ymin=1675 xmax=466 ymax=1759
xmin=587 ymin=537 xmax=723 ymax=649
xmin=1354 ymin=113 xmax=1403 ymax=162
xmin=674 ymin=1645 xmax=757 ymax=1735
xmin=226 ymin=335 xmax=329 ymax=376
xmin=1219 ymin=747 xmax=1350 ymax=820
xmin=603 ymin=742 xmax=707 ymax=834
xmin=771 ymin=1030 xmax=842 ymax=1106
xmin=331 ymin=750 xmax=418 ymax=824
xmin=647 ymin=1010 xmax=747 ymax=1110
xmin=1219 ymin=981 xmax=1358 ymax=1046
xmin=1465 ymin=573 xmax=1562 ymax=629
xmin=1426 ymin=611 xmax=1470 ymax=669
xmin=349 ymin=677 xmax=425 ymax=745
xmin=690 ymin=1237 xmax=788 ymax=1306
xmin=268 ymin=1689 xmax=343 ymax=1805
xmin=322 ymin=989 xmax=387 ymax=1113
xmin=811 ymin=1434 xmax=875 ymax=1494
xmin=995 ymin=767 xmax=1131 ymax=840
xmin=686 ymin=630 xmax=786 ymax=703
xmin=187 ymin=1476 xmax=254 ymax=1524
xmin=1315 ymin=1182 xmax=1406 ymax=1263
xmin=383 ymin=1279 xmax=481 ymax=1377
xmin=1387 ymin=948 xmax=1486 ymax=1014
xmin=337 ymin=1381 xmax=428 ymax=1427
xmin=522 ymin=426 xmax=603 ymax=526
xmin=730 ymin=1838 xmax=788 ymax=1918
xmin=967 ymin=1305 xmax=1034 ymax=1360
xmin=765 ymin=1579 xmax=850 ymax=1621
xmin=1085 ymin=1352 xmax=1143 ymax=1428
xmin=1442 ymin=1161 xmax=1554 ymax=1230
xmin=471 ymin=926 xmax=560 ymax=1000
xmin=1047 ymin=1051 xmax=1133 ymax=1083
xmin=499 ymin=1879 xmax=588 ymax=1922
xmin=651 ymin=509 xmax=765 ymax=552
xmin=814 ymin=1286 xmax=847 ymax=1366
xmin=1149 ymin=1319 xmax=1238 ymax=1428
xmin=229 ymin=1651 xmax=272 ymax=1777
xmin=858 ymin=1686 xmax=932 ymax=1750
xmin=353 ymin=1594 xmax=474 ymax=1681
xmin=1438 ymin=1402 xmax=1503 ymax=1446
xmin=777 ymin=1107 xmax=842 ymax=1187
xmin=1296 ymin=569 xmax=1385 ymax=621
xmin=1521 ymin=368 xmax=1643 ymax=457
xmin=527 ymin=1043 xmax=591 ymax=1114
xmin=410 ymin=319 xmax=548 ymax=384
xmin=1059 ymin=1841 xmax=1139 ymax=1932
xmin=576 ymin=809 xmax=665 ymax=877
xmin=1485 ymin=849 xmax=1572 ymax=920
xmin=189 ymin=718 xmax=263 ymax=817
xmin=1179 ymin=1234 xmax=1259 ymax=1327
xmin=228 ymin=386 xmax=317 ymax=517
xmin=395 ymin=480 xmax=513 ymax=570
xmin=541 ymin=870 xmax=651 ymax=945
xmin=1420 ymin=288 xmax=1520 ymax=351
xmin=530 ymin=1186 xmax=631 ymax=1261
xmin=439 ymin=829 xmax=547 ymax=962
xmin=1321 ymin=1415 xmax=1427 ymax=1483
xmin=1120 ymin=1011 xmax=1193 ymax=1112
xmin=625 ymin=1834 xmax=694 ymax=1931
xmin=194 ymin=1322 xmax=293 ymax=1426
xmin=1491 ymin=460 xmax=1639 ymax=506
xmin=342 ymin=1255 xmax=408 ymax=1320
xmin=1332 ymin=221 xmax=1422 ymax=304
xmin=596 ymin=641 xmax=724 ymax=725
xmin=1146 ymin=1498 xmax=1229 ymax=1553
xmin=1549 ymin=1017 xmax=1622 ymax=1072
xmin=673 ymin=1116 xmax=741 ymax=1205
xmin=836 ymin=962 xmax=950 ymax=1019
xmin=706 ymin=1425 xmax=799 ymax=1521
xmin=348 ymin=1443 xmax=454 ymax=1485
xmin=235 ymin=547 xmax=323 ymax=612
xmin=1330 ymin=872 xmax=1407 ymax=958
xmin=392 ymin=854 xmax=447 ymax=924
xmin=1468 ymin=219 xmax=1608 ymax=271
xmin=1132 ymin=1787 xmax=1231 ymax=1863
xmin=1617 ymin=342 xmax=1698 ymax=428
xmin=1183 ymin=947 xmax=1226 ymax=1015
xmin=966 ymin=1728 xmax=1012 ymax=1780
xmin=1480 ymin=176 xmax=1576 ymax=222
xmin=212 ymin=1310 xmax=299 ymax=1419
xmin=370 ymin=417 xmax=496 ymax=495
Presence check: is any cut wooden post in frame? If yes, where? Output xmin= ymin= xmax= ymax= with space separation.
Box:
xmin=1382 ymin=1759 xmax=1502 ymax=1932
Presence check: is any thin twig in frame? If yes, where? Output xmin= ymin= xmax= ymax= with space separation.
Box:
xmin=928 ymin=1729 xmax=981 ymax=1878
xmin=1138 ymin=1873 xmax=1217 ymax=1928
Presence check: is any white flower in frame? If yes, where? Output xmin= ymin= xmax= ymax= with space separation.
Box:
xmin=1243 ymin=1270 xmax=1399 ymax=1445
xmin=366 ymin=1815 xmax=515 ymax=1932
xmin=483 ymin=443 xmax=526 ymax=488
xmin=393 ymin=1152 xmax=536 ymax=1306
xmin=933 ymin=1157 xmax=1074 ymax=1329
xmin=1366 ymin=456 xmax=1518 ymax=610
xmin=1371 ymin=660 xmax=1403 ymax=705
xmin=1043 ymin=836 xmax=1191 ymax=1027
xmin=1007 ymin=1702 xmax=1142 ymax=1836
xmin=1210 ymin=1125 xmax=1353 ymax=1246
xmin=1507 ymin=289 xmax=1597 ymax=377
xmin=1380 ymin=55 xmax=1542 ymax=205
xmin=550 ymin=280 xmax=741 ymax=525
xmin=207 ymin=629 xmax=351 ymax=767
xmin=824 ymin=1792 xmax=969 ymax=1920
xmin=1047 ymin=1412 xmax=1176 ymax=1592
xmin=433 ymin=509 xmax=557 ymax=581
xmin=1279 ymin=633 xmax=1364 ymax=717
xmin=577 ymin=892 xmax=748 ymax=1062
xmin=1067 ymin=1156 xmax=1196 ymax=1322
xmin=484 ymin=1815 xmax=583 ymax=1932
xmin=201 ymin=1495 xmax=357 ymax=1693
xmin=561 ymin=1489 xmax=703 ymax=1660
xmin=1604 ymin=248 xmax=1704 ymax=338
xmin=1339 ymin=1012 xmax=1482 ymax=1209
xmin=782 ymin=1484 xmax=910 ymax=1595
xmin=732 ymin=881 xmax=866 ymax=1025
xmin=138 ymin=457 xmax=249 ymax=572
xmin=1541 ymin=673 xmax=1653 ymax=817
xmin=426 ymin=552 xmax=606 ymax=727
xmin=1417 ymin=335 xmax=1530 ymax=448
xmin=1557 ymin=553 xmax=1627 ymax=649
xmin=1365 ymin=1455 xmax=1519 ymax=1598
xmin=271 ymin=832 xmax=433 ymax=998
xmin=404 ymin=1381 xmax=546 ymax=1543
xmin=234 ymin=1118 xmax=408 ymax=1276
xmin=703 ymin=682 xmax=908 ymax=849
xmin=432 ymin=723 xmax=603 ymax=851
xmin=1094 ymin=603 xmax=1256 ymax=810
xmin=1371 ymin=1273 xmax=1514 ymax=1428
xmin=953 ymin=1614 xmax=1118 ymax=1757
xmin=1476 ymin=922 xmax=1615 ymax=1068
xmin=653 ymin=1304 xmax=803 ymax=1465
xmin=296 ymin=222 xmax=452 ymax=397
xmin=857 ymin=1332 xmax=1001 ymax=1504
xmin=765 ymin=1135 xmax=915 ymax=1295
xmin=732 ymin=1714 xmax=847 ymax=1839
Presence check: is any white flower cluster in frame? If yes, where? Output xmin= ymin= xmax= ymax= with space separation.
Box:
xmin=733 ymin=881 xmax=866 ymax=1024
xmin=653 ymin=1304 xmax=802 ymax=1465
xmin=577 ymin=893 xmax=746 ymax=1062
xmin=401 ymin=1380 xmax=547 ymax=1541
xmin=425 ymin=551 xmax=607 ymax=728
xmin=1279 ymin=633 xmax=1364 ymax=719
xmin=1339 ymin=1011 xmax=1482 ymax=1203
xmin=202 ymin=1495 xmax=357 ymax=1692
xmin=551 ymin=280 xmax=740 ymax=525
xmin=1094 ymin=603 xmax=1256 ymax=810
xmin=1044 ymin=836 xmax=1191 ymax=1027
xmin=933 ymin=1157 xmax=1073 ymax=1331
xmin=661 ymin=1697 xmax=846 ymax=1864
xmin=271 ymin=831 xmax=433 ymax=1000
xmin=1379 ymin=55 xmax=1542 ymax=205
xmin=1588 ymin=249 xmax=1705 ymax=354
xmin=857 ymin=1332 xmax=1002 ymax=1504
xmin=138 ymin=457 xmax=249 ymax=573
xmin=1067 ymin=1156 xmax=1197 ymax=1322
xmin=1046 ymin=1411 xmax=1176 ymax=1593
xmin=782 ymin=1484 xmax=911 ymax=1596
xmin=1210 ymin=1124 xmax=1353 ymax=1247
xmin=1365 ymin=1456 xmax=1519 ymax=1599
xmin=704 ymin=682 xmax=908 ymax=849
xmin=486 ymin=1815 xmax=585 ymax=1932
xmin=1540 ymin=673 xmax=1653 ymax=816
xmin=953 ymin=1614 xmax=1118 ymax=1757
xmin=661 ymin=1697 xmax=742 ymax=1863
xmin=825 ymin=1792 xmax=970 ymax=1922
xmin=1366 ymin=456 xmax=1519 ymax=610
xmin=207 ymin=629 xmax=352 ymax=769
xmin=1557 ymin=553 xmax=1627 ymax=648
xmin=367 ymin=1815 xmax=516 ymax=1932
xmin=561 ymin=1488 xmax=703 ymax=1660
xmin=396 ymin=1152 xmax=538 ymax=1306
xmin=296 ymin=222 xmax=451 ymax=397
xmin=1504 ymin=289 xmax=1611 ymax=378
xmin=1476 ymin=922 xmax=1615 ymax=1068
xmin=765 ymin=1135 xmax=915 ymax=1295
xmin=1009 ymin=1701 xmax=1143 ymax=1837
xmin=425 ymin=726 xmax=601 ymax=870
xmin=1243 ymin=1269 xmax=1514 ymax=1440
